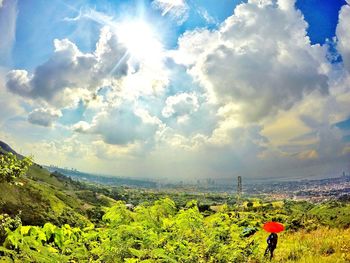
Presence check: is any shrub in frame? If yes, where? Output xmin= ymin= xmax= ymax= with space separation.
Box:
xmin=0 ymin=152 xmax=32 ymax=183
xmin=0 ymin=213 xmax=22 ymax=245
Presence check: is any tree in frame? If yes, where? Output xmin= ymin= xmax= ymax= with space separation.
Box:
xmin=0 ymin=152 xmax=32 ymax=183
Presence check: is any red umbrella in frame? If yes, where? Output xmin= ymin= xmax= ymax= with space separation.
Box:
xmin=263 ymin=222 xmax=284 ymax=233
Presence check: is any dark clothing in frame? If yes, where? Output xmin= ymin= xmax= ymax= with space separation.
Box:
xmin=267 ymin=233 xmax=278 ymax=247
xmin=264 ymin=233 xmax=278 ymax=260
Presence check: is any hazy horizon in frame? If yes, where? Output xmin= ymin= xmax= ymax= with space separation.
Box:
xmin=1 ymin=0 xmax=350 ymax=181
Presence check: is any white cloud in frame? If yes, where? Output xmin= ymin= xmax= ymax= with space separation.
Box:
xmin=25 ymin=136 xmax=94 ymax=166
xmin=72 ymin=121 xmax=91 ymax=133
xmin=337 ymin=2 xmax=350 ymax=72
xmin=170 ymin=28 xmax=219 ymax=66
xmin=74 ymin=102 xmax=161 ymax=146
xmin=299 ymin=114 xmax=344 ymax=159
xmin=260 ymin=69 xmax=350 ymax=167
xmin=28 ymin=108 xmax=62 ymax=127
xmin=174 ymin=0 xmax=329 ymax=122
xmin=152 ymin=0 xmax=189 ymax=25
xmin=6 ymin=20 xmax=169 ymax=112
xmin=162 ymin=92 xmax=199 ymax=118
xmin=151 ymin=123 xmax=271 ymax=180
xmin=6 ymin=26 xmax=129 ymax=107
xmin=196 ymin=7 xmax=217 ymax=24
xmin=6 ymin=70 xmax=31 ymax=96
xmin=92 ymin=140 xmax=144 ymax=160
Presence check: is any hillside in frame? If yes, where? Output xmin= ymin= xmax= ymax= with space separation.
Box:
xmin=0 ymin=141 xmax=115 ymax=226
xmin=1 ymin=141 xmax=350 ymax=262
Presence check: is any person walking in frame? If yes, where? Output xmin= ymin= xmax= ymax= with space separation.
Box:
xmin=263 ymin=222 xmax=284 ymax=260
xmin=264 ymin=232 xmax=278 ymax=260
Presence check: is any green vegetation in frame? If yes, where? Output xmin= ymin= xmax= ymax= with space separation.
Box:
xmin=1 ymin=198 xmax=350 ymax=262
xmin=1 ymin=144 xmax=350 ymax=262
xmin=0 ymin=148 xmax=113 ymax=227
xmin=0 ymin=152 xmax=32 ymax=183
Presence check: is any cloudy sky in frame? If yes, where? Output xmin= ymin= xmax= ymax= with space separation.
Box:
xmin=0 ymin=0 xmax=349 ymax=181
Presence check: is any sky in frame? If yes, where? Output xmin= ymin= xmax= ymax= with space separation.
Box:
xmin=0 ymin=0 xmax=350 ymax=182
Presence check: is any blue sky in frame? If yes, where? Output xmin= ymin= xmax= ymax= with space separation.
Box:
xmin=11 ymin=0 xmax=244 ymax=69
xmin=9 ymin=0 xmax=346 ymax=69
xmin=1 ymin=0 xmax=350 ymax=181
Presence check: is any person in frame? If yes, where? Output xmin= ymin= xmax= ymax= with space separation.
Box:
xmin=264 ymin=232 xmax=278 ymax=260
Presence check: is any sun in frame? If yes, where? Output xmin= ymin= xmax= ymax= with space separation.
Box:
xmin=116 ymin=20 xmax=163 ymax=62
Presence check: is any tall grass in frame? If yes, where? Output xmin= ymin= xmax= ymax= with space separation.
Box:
xmin=252 ymin=228 xmax=350 ymax=262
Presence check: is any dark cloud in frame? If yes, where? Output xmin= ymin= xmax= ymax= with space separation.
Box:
xmin=28 ymin=108 xmax=62 ymax=127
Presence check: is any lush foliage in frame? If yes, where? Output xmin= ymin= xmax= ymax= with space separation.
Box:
xmin=1 ymin=148 xmax=350 ymax=262
xmin=0 ymin=153 xmax=111 ymax=226
xmin=1 ymin=198 xmax=350 ymax=262
xmin=0 ymin=152 xmax=32 ymax=183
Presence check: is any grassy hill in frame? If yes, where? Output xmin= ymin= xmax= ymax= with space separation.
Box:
xmin=0 ymin=141 xmax=115 ymax=226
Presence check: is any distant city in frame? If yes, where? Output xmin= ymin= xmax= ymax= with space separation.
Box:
xmin=47 ymin=165 xmax=350 ymax=203
xmin=245 ymin=173 xmax=350 ymax=202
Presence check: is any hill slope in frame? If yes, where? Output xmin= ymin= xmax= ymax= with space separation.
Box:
xmin=0 ymin=141 xmax=115 ymax=226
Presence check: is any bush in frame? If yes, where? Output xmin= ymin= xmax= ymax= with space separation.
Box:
xmin=0 ymin=213 xmax=22 ymax=245
xmin=0 ymin=152 xmax=32 ymax=183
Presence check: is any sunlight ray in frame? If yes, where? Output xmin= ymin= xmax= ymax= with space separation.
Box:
xmin=109 ymin=50 xmax=130 ymax=76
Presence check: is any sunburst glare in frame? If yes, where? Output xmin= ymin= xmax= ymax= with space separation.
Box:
xmin=116 ymin=20 xmax=164 ymax=62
